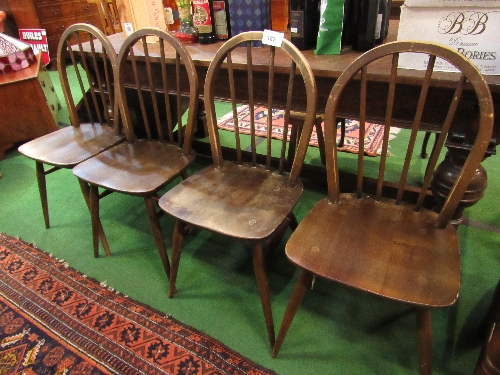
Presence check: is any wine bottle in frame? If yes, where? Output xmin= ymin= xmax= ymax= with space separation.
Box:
xmin=351 ymin=0 xmax=381 ymax=51
xmin=270 ymin=0 xmax=289 ymax=32
xmin=192 ymin=0 xmax=216 ymax=44
xmin=289 ymin=0 xmax=320 ymax=51
xmin=164 ymin=0 xmax=180 ymax=31
xmin=213 ymin=0 xmax=231 ymax=40
xmin=375 ymin=0 xmax=391 ymax=44
xmin=341 ymin=0 xmax=355 ymax=48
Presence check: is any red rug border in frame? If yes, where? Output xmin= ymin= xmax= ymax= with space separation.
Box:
xmin=0 ymin=233 xmax=278 ymax=375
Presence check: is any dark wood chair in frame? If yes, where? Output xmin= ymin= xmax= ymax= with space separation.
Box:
xmin=72 ymin=28 xmax=199 ymax=277
xmin=18 ymin=23 xmax=124 ymax=230
xmin=158 ymin=31 xmax=317 ymax=349
xmin=271 ymin=40 xmax=494 ymax=375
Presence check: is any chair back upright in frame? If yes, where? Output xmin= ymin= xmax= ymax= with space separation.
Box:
xmin=115 ymin=28 xmax=199 ymax=155
xmin=57 ymin=23 xmax=119 ymax=132
xmin=204 ymin=31 xmax=317 ymax=186
xmin=322 ymin=40 xmax=494 ymax=227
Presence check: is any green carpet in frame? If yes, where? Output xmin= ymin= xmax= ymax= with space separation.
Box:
xmin=0 ymin=72 xmax=499 ymax=374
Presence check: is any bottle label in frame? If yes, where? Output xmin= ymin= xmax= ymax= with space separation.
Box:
xmin=164 ymin=7 xmax=174 ymax=24
xmin=178 ymin=6 xmax=191 ymax=21
xmin=193 ymin=0 xmax=213 ymax=33
xmin=375 ymin=13 xmax=383 ymax=40
xmin=290 ymin=10 xmax=304 ymax=38
xmin=213 ymin=1 xmax=229 ymax=39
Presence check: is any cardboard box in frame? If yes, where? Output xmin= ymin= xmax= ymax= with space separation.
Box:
xmin=397 ymin=0 xmax=500 ymax=75
xmin=116 ymin=0 xmax=167 ymax=40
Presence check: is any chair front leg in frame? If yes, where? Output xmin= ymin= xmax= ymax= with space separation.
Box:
xmin=89 ymin=184 xmax=102 ymax=258
xmin=144 ymin=196 xmax=170 ymax=279
xmin=35 ymin=161 xmax=50 ymax=229
xmin=272 ymin=269 xmax=313 ymax=358
xmin=168 ymin=219 xmax=185 ymax=298
xmin=252 ymin=242 xmax=275 ymax=349
xmin=78 ymin=179 xmax=111 ymax=257
xmin=417 ymin=308 xmax=432 ymax=375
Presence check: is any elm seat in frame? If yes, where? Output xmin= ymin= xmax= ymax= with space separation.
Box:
xmin=271 ymin=40 xmax=494 ymax=375
xmin=72 ymin=28 xmax=199 ymax=279
xmin=18 ymin=23 xmax=124 ymax=231
xmin=158 ymin=31 xmax=317 ymax=349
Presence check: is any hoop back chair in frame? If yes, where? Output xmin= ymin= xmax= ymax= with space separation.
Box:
xmin=271 ymin=41 xmax=494 ymax=375
xmin=18 ymin=23 xmax=124 ymax=229
xmin=158 ymin=31 xmax=317 ymax=348
xmin=72 ymin=28 xmax=198 ymax=279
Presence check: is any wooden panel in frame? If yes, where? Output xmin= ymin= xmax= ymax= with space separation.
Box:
xmin=36 ymin=1 xmax=97 ymax=21
xmin=0 ymin=59 xmax=58 ymax=159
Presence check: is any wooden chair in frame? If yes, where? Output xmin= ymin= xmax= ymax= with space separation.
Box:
xmin=271 ymin=40 xmax=494 ymax=375
xmin=158 ymin=31 xmax=317 ymax=349
xmin=72 ymin=28 xmax=198 ymax=279
xmin=18 ymin=23 xmax=124 ymax=230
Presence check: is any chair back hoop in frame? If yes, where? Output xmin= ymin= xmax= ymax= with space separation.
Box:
xmin=323 ymin=40 xmax=494 ymax=227
xmin=116 ymin=27 xmax=199 ymax=153
xmin=203 ymin=31 xmax=317 ymax=186
xmin=57 ymin=23 xmax=118 ymax=131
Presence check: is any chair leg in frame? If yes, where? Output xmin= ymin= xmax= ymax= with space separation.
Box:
xmin=144 ymin=196 xmax=170 ymax=279
xmin=421 ymin=132 xmax=432 ymax=158
xmin=314 ymin=117 xmax=326 ymax=165
xmin=35 ymin=162 xmax=50 ymax=229
xmin=89 ymin=184 xmax=103 ymax=258
xmin=272 ymin=269 xmax=313 ymax=358
xmin=288 ymin=212 xmax=298 ymax=231
xmin=337 ymin=118 xmax=346 ymax=148
xmin=252 ymin=242 xmax=275 ymax=349
xmin=417 ymin=308 xmax=432 ymax=375
xmin=168 ymin=219 xmax=184 ymax=298
xmin=78 ymin=180 xmax=111 ymax=257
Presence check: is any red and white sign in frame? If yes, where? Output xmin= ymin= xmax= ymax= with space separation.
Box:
xmin=18 ymin=29 xmax=50 ymax=65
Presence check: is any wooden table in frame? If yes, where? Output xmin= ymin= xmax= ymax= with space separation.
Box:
xmin=0 ymin=59 xmax=59 ymax=159
xmin=86 ymin=21 xmax=500 ymax=216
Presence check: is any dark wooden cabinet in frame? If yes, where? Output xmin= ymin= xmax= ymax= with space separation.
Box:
xmin=7 ymin=0 xmax=102 ymax=65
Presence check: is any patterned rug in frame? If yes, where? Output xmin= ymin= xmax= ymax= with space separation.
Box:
xmin=217 ymin=105 xmax=400 ymax=157
xmin=0 ymin=233 xmax=277 ymax=375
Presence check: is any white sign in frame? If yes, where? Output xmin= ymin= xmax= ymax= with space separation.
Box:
xmin=262 ymin=29 xmax=284 ymax=47
xmin=397 ymin=1 xmax=500 ymax=75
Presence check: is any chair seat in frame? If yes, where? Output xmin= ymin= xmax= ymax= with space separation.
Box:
xmin=159 ymin=161 xmax=303 ymax=240
xmin=285 ymin=194 xmax=460 ymax=308
xmin=18 ymin=124 xmax=124 ymax=166
xmin=73 ymin=139 xmax=196 ymax=195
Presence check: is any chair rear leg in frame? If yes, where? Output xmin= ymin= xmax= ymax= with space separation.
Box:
xmin=78 ymin=179 xmax=111 ymax=257
xmin=417 ymin=308 xmax=432 ymax=375
xmin=144 ymin=196 xmax=170 ymax=279
xmin=35 ymin=161 xmax=50 ymax=229
xmin=272 ymin=269 xmax=313 ymax=358
xmin=288 ymin=212 xmax=298 ymax=231
xmin=168 ymin=219 xmax=184 ymax=298
xmin=252 ymin=242 xmax=275 ymax=349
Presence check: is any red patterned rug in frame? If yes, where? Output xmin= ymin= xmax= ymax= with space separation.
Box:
xmin=0 ymin=233 xmax=277 ymax=375
xmin=217 ymin=105 xmax=400 ymax=157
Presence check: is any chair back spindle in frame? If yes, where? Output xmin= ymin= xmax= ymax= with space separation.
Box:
xmin=58 ymin=24 xmax=118 ymax=131
xmin=205 ymin=31 xmax=317 ymax=187
xmin=323 ymin=41 xmax=493 ymax=227
xmin=116 ymin=28 xmax=198 ymax=149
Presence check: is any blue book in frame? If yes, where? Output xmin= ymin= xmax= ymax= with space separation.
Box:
xmin=228 ymin=0 xmax=270 ymax=46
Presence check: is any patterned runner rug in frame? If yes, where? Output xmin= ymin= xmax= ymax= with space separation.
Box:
xmin=0 ymin=233 xmax=277 ymax=375
xmin=217 ymin=105 xmax=400 ymax=156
